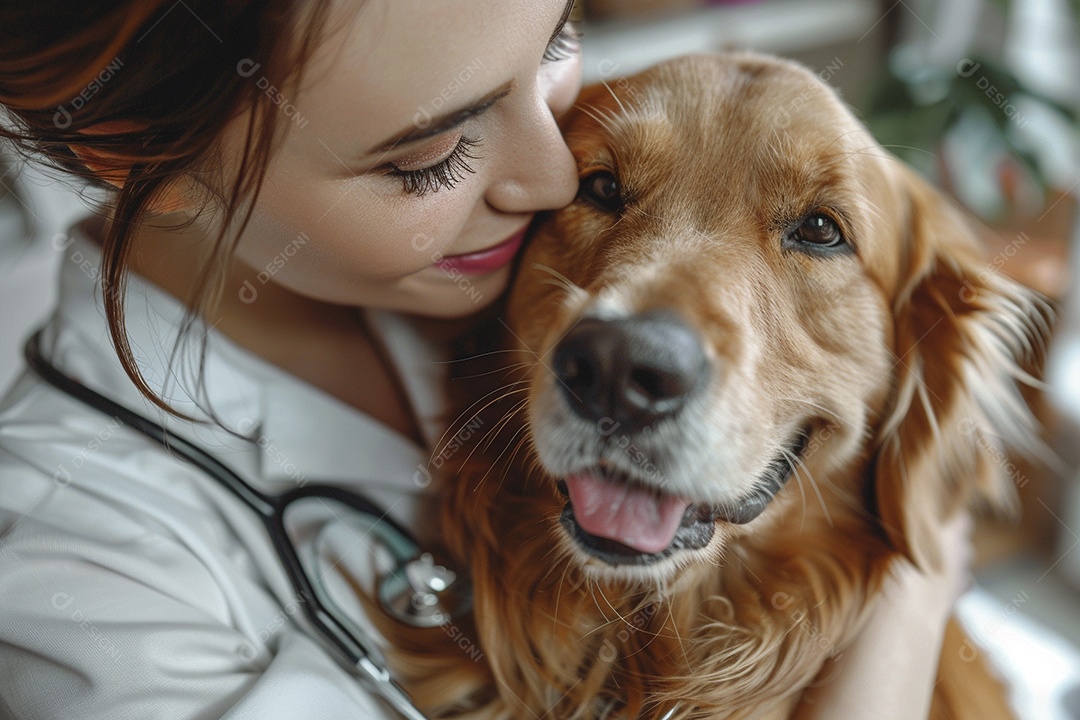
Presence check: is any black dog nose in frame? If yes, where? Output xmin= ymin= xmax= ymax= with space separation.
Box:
xmin=552 ymin=310 xmax=710 ymax=430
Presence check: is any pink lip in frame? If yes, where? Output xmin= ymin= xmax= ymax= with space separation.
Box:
xmin=436 ymin=227 xmax=527 ymax=276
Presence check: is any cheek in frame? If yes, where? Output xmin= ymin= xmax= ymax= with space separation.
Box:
xmin=789 ymin=263 xmax=876 ymax=345
xmin=793 ymin=274 xmax=894 ymax=404
xmin=236 ymin=172 xmax=478 ymax=285
xmin=749 ymin=264 xmax=892 ymax=398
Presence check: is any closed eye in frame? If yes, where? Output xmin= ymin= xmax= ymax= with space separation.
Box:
xmin=386 ymin=135 xmax=483 ymax=197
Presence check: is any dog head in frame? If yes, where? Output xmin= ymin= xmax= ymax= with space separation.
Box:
xmin=503 ymin=53 xmax=1045 ymax=580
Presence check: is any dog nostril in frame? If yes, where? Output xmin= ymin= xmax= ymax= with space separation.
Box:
xmin=556 ymin=351 xmax=597 ymax=394
xmin=626 ymin=366 xmax=689 ymax=413
xmin=552 ymin=311 xmax=710 ymax=430
xmin=627 ymin=367 xmax=657 ymax=406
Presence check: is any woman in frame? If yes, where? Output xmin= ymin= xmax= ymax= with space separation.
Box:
xmin=0 ymin=1 xmax=971 ymax=718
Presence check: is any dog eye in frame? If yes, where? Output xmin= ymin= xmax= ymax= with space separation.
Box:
xmin=579 ymin=170 xmax=623 ymax=211
xmin=791 ymin=213 xmax=845 ymax=249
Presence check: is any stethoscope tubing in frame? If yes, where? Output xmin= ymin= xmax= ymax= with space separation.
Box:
xmin=22 ymin=328 xmax=430 ymax=720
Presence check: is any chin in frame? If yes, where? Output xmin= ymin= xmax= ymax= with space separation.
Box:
xmin=396 ymin=267 xmax=510 ymax=319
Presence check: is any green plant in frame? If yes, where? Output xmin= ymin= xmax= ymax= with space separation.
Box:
xmin=863 ymin=44 xmax=1077 ymax=220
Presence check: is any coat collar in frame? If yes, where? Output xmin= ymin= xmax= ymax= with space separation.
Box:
xmin=39 ymin=216 xmax=449 ymax=525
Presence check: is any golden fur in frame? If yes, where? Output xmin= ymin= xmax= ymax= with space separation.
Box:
xmin=373 ymin=53 xmax=1048 ymax=719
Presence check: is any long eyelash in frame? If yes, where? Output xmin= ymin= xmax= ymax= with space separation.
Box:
xmin=542 ymin=26 xmax=582 ymax=63
xmin=392 ymin=136 xmax=482 ymax=197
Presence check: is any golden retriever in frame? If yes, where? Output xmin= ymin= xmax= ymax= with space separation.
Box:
xmin=375 ymin=52 xmax=1048 ymax=720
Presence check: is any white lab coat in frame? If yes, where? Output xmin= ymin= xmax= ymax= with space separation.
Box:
xmin=0 ymin=216 xmax=449 ymax=719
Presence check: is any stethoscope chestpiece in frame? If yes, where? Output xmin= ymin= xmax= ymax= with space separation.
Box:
xmin=378 ymin=552 xmax=472 ymax=628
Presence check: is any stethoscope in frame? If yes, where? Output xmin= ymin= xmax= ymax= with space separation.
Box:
xmin=24 ymin=329 xmax=466 ymax=720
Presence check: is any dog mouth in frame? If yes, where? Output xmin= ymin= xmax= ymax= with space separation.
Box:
xmin=557 ymin=430 xmax=810 ymax=566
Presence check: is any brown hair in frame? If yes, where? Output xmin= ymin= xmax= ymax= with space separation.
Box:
xmin=0 ymin=0 xmax=336 ymax=415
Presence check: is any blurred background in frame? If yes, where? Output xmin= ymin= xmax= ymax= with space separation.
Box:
xmin=2 ymin=0 xmax=1079 ymax=717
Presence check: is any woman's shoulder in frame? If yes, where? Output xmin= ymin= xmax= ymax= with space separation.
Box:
xmin=0 ymin=372 xmax=395 ymax=719
xmin=0 ymin=361 xmax=275 ymax=602
xmin=0 ymin=368 xmax=253 ymax=565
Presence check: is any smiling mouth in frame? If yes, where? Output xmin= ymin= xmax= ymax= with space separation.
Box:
xmin=557 ymin=430 xmax=810 ymax=566
xmin=436 ymin=227 xmax=527 ymax=276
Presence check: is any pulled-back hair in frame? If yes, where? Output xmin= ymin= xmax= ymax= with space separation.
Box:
xmin=0 ymin=0 xmax=336 ymax=414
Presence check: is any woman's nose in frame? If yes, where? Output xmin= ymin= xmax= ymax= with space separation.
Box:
xmin=485 ymin=112 xmax=578 ymax=213
xmin=486 ymin=63 xmax=582 ymax=214
xmin=541 ymin=49 xmax=583 ymax=120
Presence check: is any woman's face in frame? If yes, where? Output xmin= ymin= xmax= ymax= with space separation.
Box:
xmin=225 ymin=0 xmax=582 ymax=317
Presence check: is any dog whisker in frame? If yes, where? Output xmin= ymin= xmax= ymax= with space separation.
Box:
xmin=577 ymin=104 xmax=620 ymax=137
xmin=470 ymin=397 xmax=530 ymax=469
xmin=429 ymin=348 xmax=526 ymax=365
xmin=661 ymin=598 xmax=693 ymax=670
xmin=876 ymin=143 xmax=939 ymax=159
xmin=781 ymin=445 xmax=833 ymax=528
xmin=476 ymin=394 xmax=529 ymax=450
xmin=792 ymin=459 xmax=810 ymax=535
xmin=450 ymin=360 xmax=535 ymax=382
xmin=532 ymin=262 xmax=588 ymax=303
xmin=451 ymin=392 xmax=527 ymax=469
xmin=551 ymin=557 xmax=572 ymax=633
xmin=624 ymin=204 xmax=664 ymax=222
xmin=772 ymin=397 xmax=850 ymax=427
xmin=598 ymin=78 xmax=629 ymax=117
xmin=474 ymin=419 xmax=532 ymax=494
xmin=431 ymin=379 xmax=531 ymax=457
xmin=432 ymin=382 xmax=529 ymax=455
xmin=501 ymin=426 xmax=543 ymax=501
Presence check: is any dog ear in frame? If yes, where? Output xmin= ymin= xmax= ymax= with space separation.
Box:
xmin=873 ymin=165 xmax=1049 ymax=569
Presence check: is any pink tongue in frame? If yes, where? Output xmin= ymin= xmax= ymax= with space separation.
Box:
xmin=565 ymin=473 xmax=691 ymax=554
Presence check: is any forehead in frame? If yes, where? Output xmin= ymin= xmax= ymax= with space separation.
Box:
xmin=569 ymin=57 xmax=879 ymax=207
xmin=287 ymin=0 xmax=563 ymax=156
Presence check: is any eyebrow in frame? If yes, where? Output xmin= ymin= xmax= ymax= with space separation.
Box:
xmin=368 ymin=81 xmax=514 ymax=155
xmin=366 ymin=0 xmax=575 ymax=156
